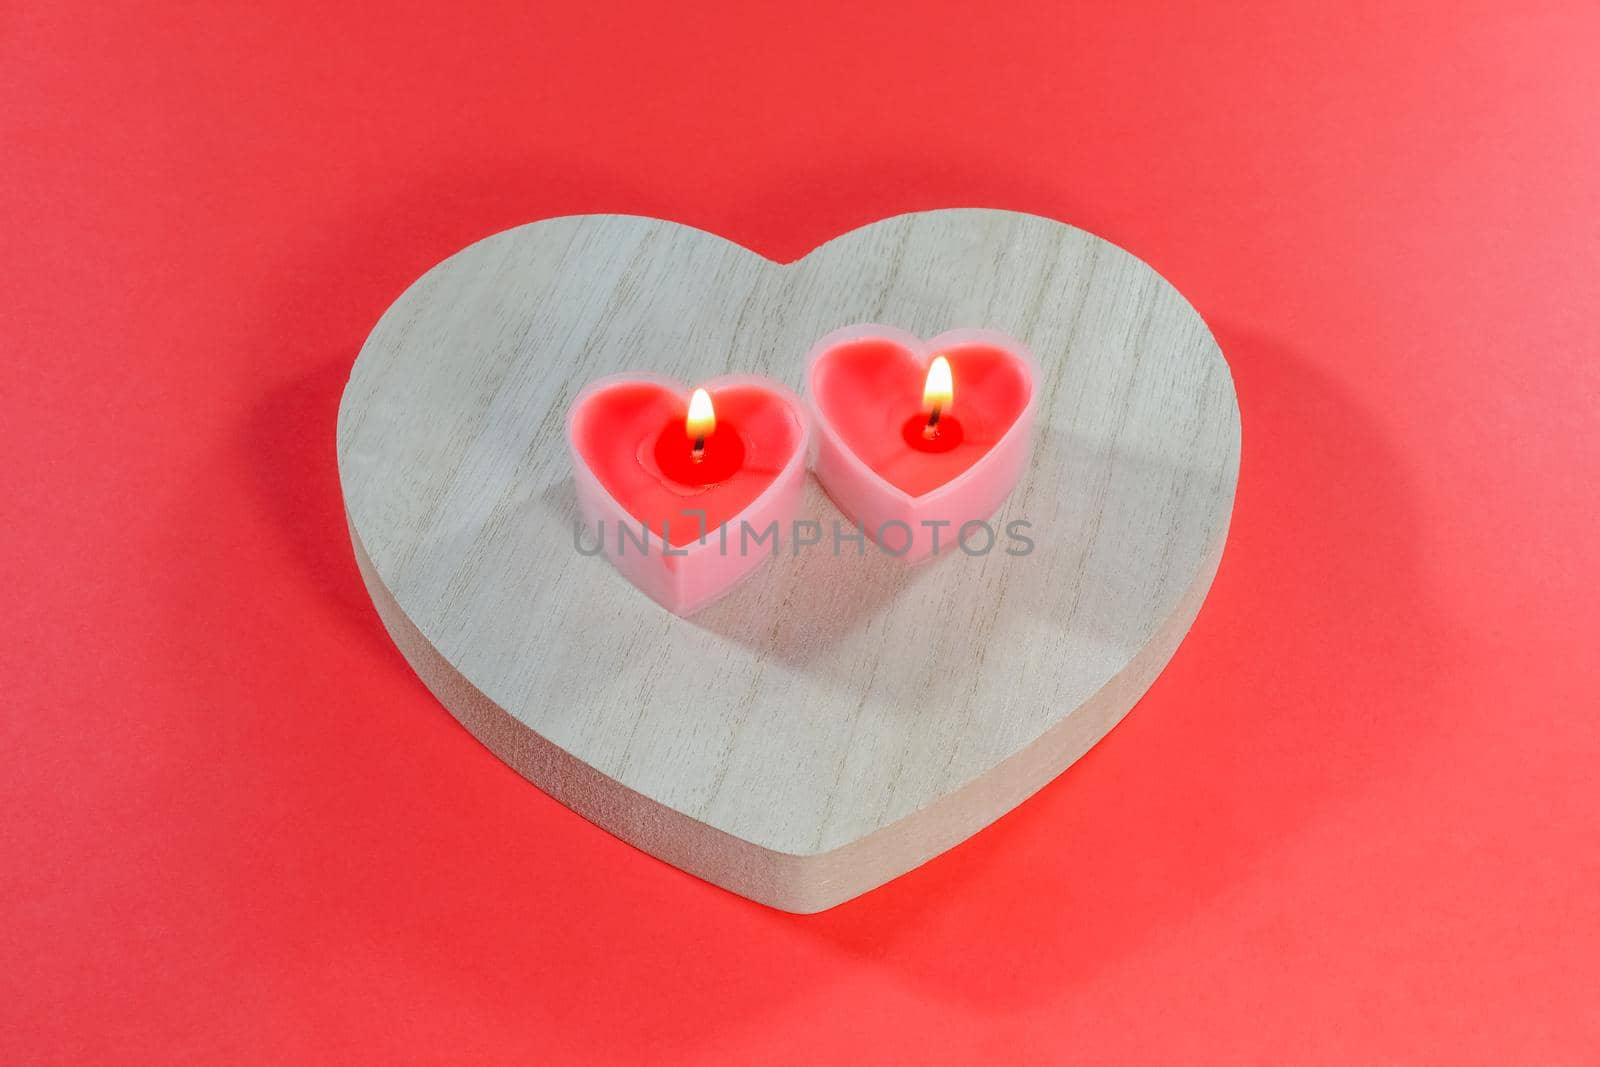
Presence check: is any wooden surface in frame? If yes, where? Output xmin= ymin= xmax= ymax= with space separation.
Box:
xmin=336 ymin=209 xmax=1240 ymax=912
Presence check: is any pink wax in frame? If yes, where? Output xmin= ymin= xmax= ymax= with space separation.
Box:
xmin=807 ymin=325 xmax=1037 ymax=563
xmin=567 ymin=374 xmax=809 ymax=615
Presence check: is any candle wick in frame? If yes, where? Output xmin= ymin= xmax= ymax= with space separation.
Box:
xmin=923 ymin=405 xmax=942 ymax=439
xmin=691 ymin=435 xmax=706 ymax=462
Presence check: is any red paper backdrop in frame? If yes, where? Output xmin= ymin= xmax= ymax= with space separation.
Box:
xmin=4 ymin=3 xmax=1597 ymax=1062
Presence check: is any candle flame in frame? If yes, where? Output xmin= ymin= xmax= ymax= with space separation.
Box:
xmin=924 ymin=355 xmax=953 ymax=414
xmin=686 ymin=387 xmax=716 ymax=443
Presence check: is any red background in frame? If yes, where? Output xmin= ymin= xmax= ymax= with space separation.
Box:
xmin=4 ymin=3 xmax=1597 ymax=1062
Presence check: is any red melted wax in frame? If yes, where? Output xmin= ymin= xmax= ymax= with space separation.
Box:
xmin=900 ymin=412 xmax=965 ymax=453
xmin=652 ymin=422 xmax=746 ymax=485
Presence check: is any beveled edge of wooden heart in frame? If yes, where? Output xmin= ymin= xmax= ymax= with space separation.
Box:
xmin=348 ymin=510 xmax=1225 ymax=912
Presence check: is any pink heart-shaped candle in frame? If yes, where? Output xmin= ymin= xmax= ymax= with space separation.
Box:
xmin=807 ymin=325 xmax=1038 ymax=562
xmin=567 ymin=375 xmax=809 ymax=615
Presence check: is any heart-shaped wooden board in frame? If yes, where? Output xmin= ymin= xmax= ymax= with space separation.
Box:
xmin=337 ymin=209 xmax=1240 ymax=912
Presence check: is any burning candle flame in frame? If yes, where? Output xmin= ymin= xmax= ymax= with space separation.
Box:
xmin=924 ymin=355 xmax=953 ymax=415
xmin=686 ymin=387 xmax=715 ymax=458
xmin=922 ymin=355 xmax=953 ymax=438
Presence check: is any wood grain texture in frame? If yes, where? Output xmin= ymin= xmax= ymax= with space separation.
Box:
xmin=336 ymin=210 xmax=1240 ymax=912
